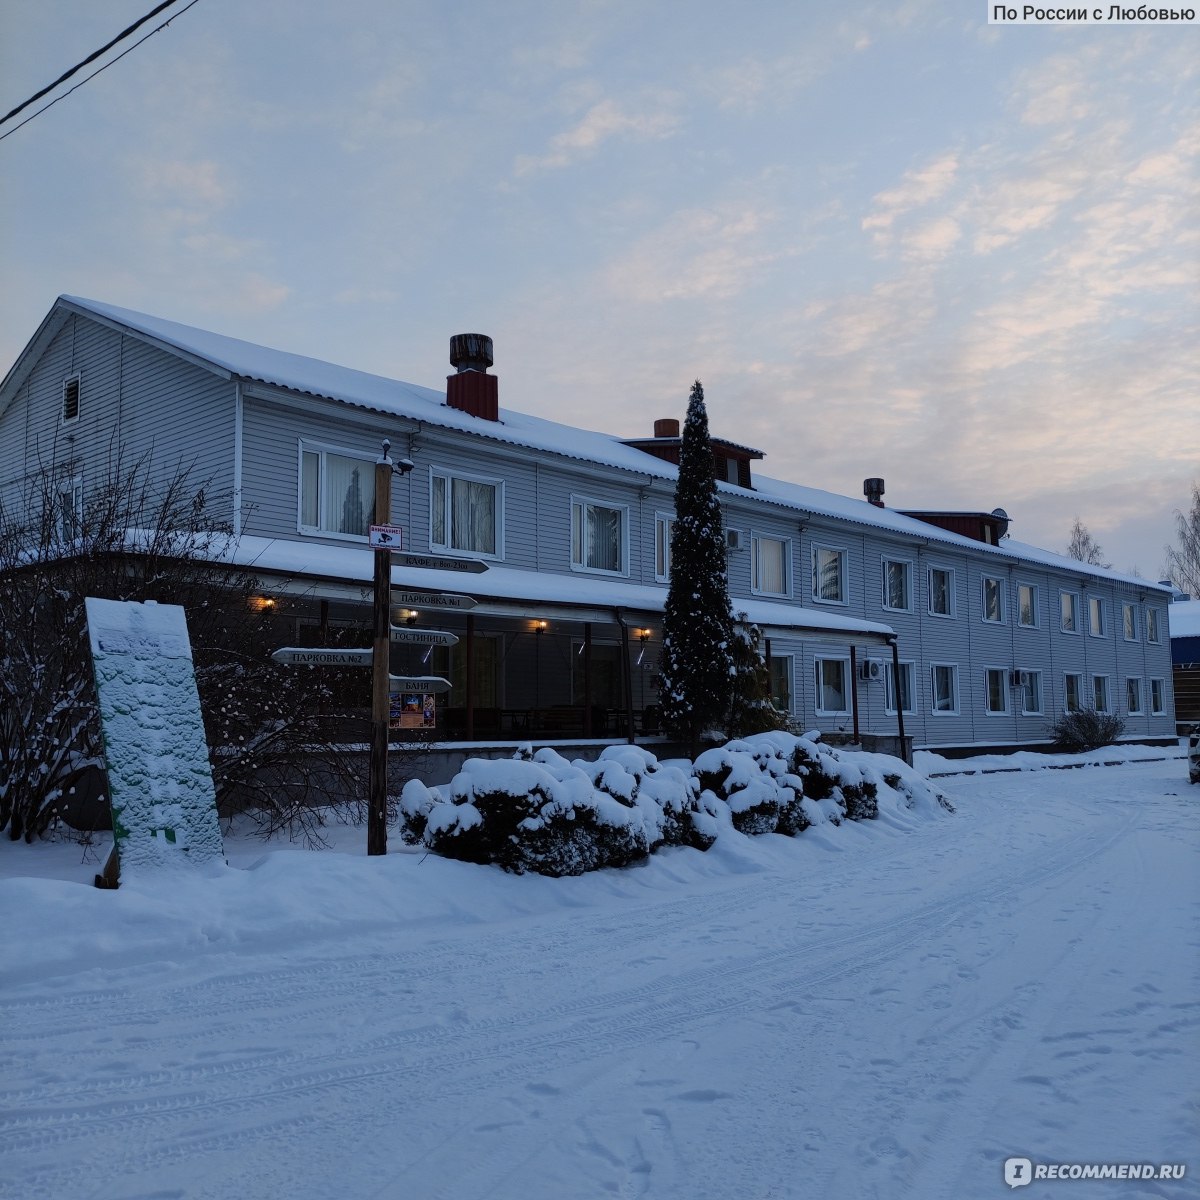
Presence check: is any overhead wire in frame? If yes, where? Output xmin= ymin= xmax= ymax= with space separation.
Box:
xmin=0 ymin=0 xmax=202 ymax=143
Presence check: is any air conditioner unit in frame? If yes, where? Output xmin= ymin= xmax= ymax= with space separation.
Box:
xmin=725 ymin=529 xmax=743 ymax=551
xmin=860 ymin=658 xmax=884 ymax=681
xmin=1010 ymin=670 xmax=1032 ymax=688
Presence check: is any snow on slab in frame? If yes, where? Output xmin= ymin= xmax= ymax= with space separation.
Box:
xmin=916 ymin=739 xmax=1187 ymax=776
xmin=0 ymin=757 xmax=1195 ymax=1200
xmin=85 ymin=597 xmax=224 ymax=877
xmin=1168 ymin=598 xmax=1200 ymax=638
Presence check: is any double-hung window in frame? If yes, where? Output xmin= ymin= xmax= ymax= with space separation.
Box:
xmin=1122 ymin=602 xmax=1138 ymax=642
xmin=1150 ymin=678 xmax=1166 ymax=715
xmin=752 ymin=535 xmax=789 ymax=596
xmin=982 ymin=576 xmax=1005 ymax=624
xmin=769 ymin=655 xmax=794 ymax=714
xmin=930 ymin=663 xmax=958 ymax=714
xmin=814 ymin=657 xmax=849 ymax=714
xmin=885 ymin=661 xmax=915 ymax=715
xmin=928 ymin=567 xmax=955 ymax=617
xmin=1126 ymin=678 xmax=1143 ymax=715
xmin=1064 ymin=673 xmax=1083 ymax=713
xmin=812 ymin=545 xmax=847 ymax=604
xmin=300 ymin=443 xmax=375 ymax=538
xmin=882 ymin=558 xmax=912 ymax=611
xmin=1088 ymin=595 xmax=1106 ymax=637
xmin=1060 ymin=591 xmax=1079 ymax=633
xmin=985 ymin=668 xmax=1009 ymax=715
xmin=431 ymin=469 xmax=500 ymax=557
xmin=1093 ymin=675 xmax=1110 ymax=713
xmin=654 ymin=514 xmax=674 ymax=581
xmin=571 ymin=497 xmax=626 ymax=573
xmin=1017 ymin=583 xmax=1038 ymax=627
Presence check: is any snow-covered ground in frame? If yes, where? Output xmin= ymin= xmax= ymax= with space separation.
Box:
xmin=1 ymin=748 xmax=1196 ymax=1200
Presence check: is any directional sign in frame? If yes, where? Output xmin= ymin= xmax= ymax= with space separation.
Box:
xmin=272 ymin=647 xmax=373 ymax=667
xmin=369 ymin=524 xmax=404 ymax=548
xmin=390 ymin=552 xmax=488 ymax=574
xmin=388 ymin=675 xmax=452 ymax=693
xmin=392 ymin=591 xmax=477 ymax=611
xmin=389 ymin=627 xmax=459 ymax=647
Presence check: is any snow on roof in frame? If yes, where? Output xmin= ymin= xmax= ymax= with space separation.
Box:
xmin=1168 ymin=599 xmax=1200 ymax=639
xmin=53 ymin=297 xmax=1170 ymax=594
xmin=229 ymin=534 xmax=894 ymax=639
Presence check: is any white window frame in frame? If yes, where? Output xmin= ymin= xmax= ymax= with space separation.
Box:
xmin=429 ymin=467 xmax=503 ymax=559
xmin=1150 ymin=677 xmax=1166 ymax=715
xmin=1020 ymin=669 xmax=1043 ymax=715
xmin=811 ymin=544 xmax=848 ymax=606
xmin=298 ymin=440 xmax=376 ymax=541
xmin=61 ymin=372 xmax=81 ymax=426
xmin=814 ymin=656 xmax=850 ymax=715
xmin=1125 ymin=677 xmax=1143 ymax=715
xmin=1087 ymin=595 xmax=1106 ymax=638
xmin=981 ymin=575 xmax=1006 ymax=624
xmin=751 ymin=533 xmax=790 ymax=597
xmin=1017 ymin=582 xmax=1039 ymax=628
xmin=1059 ymin=590 xmax=1080 ymax=634
xmin=881 ymin=557 xmax=913 ymax=613
xmin=884 ymin=660 xmax=916 ymax=716
xmin=654 ymin=512 xmax=674 ymax=582
xmin=1122 ymin=601 xmax=1139 ymax=642
xmin=930 ymin=662 xmax=959 ymax=715
xmin=1064 ymin=672 xmax=1084 ymax=714
xmin=769 ymin=654 xmax=794 ymax=715
xmin=984 ymin=667 xmax=1009 ymax=716
xmin=1092 ymin=674 xmax=1111 ymax=714
xmin=1146 ymin=607 xmax=1161 ymax=644
xmin=570 ymin=494 xmax=629 ymax=575
xmin=928 ymin=565 xmax=956 ymax=618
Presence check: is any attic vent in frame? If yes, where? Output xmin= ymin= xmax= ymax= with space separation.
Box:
xmin=62 ymin=375 xmax=80 ymax=423
xmin=725 ymin=528 xmax=744 ymax=551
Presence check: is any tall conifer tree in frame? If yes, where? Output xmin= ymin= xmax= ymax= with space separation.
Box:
xmin=658 ymin=380 xmax=733 ymax=753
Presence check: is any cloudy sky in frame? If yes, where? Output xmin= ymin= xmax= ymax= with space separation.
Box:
xmin=2 ymin=0 xmax=1196 ymax=574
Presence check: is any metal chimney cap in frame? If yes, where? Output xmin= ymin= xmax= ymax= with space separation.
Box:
xmin=450 ymin=333 xmax=493 ymax=373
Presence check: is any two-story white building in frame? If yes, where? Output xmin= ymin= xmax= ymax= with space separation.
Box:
xmin=0 ymin=296 xmax=1177 ymax=753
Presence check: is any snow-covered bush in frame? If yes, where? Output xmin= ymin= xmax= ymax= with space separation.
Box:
xmin=1049 ymin=708 xmax=1125 ymax=753
xmin=399 ymin=732 xmax=951 ymax=877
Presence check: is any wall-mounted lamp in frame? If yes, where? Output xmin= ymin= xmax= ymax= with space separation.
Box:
xmin=405 ymin=609 xmax=419 ymax=626
xmin=534 ymin=619 xmax=548 ymax=633
xmin=638 ymin=628 xmax=651 ymax=642
xmin=381 ymin=437 xmax=416 ymax=476
xmin=248 ymin=596 xmax=277 ymax=613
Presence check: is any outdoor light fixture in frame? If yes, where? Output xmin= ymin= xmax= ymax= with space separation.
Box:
xmin=248 ymin=596 xmax=277 ymax=613
xmin=405 ymin=609 xmax=419 ymax=625
xmin=638 ymin=628 xmax=651 ymax=642
xmin=534 ymin=619 xmax=548 ymax=633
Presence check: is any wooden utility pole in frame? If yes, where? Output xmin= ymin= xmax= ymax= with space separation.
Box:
xmin=368 ymin=442 xmax=394 ymax=856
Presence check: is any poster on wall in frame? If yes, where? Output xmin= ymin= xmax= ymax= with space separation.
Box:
xmin=390 ymin=691 xmax=437 ymax=729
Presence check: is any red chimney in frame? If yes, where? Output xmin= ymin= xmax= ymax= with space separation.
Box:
xmin=446 ymin=333 xmax=498 ymax=421
xmin=654 ymin=418 xmax=680 ymax=438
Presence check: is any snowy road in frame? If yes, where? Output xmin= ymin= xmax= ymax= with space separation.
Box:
xmin=1 ymin=759 xmax=1196 ymax=1200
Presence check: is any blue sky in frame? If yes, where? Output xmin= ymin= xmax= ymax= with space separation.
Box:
xmin=2 ymin=0 xmax=1196 ymax=574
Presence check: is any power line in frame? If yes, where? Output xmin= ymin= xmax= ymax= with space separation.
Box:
xmin=0 ymin=0 xmax=201 ymax=141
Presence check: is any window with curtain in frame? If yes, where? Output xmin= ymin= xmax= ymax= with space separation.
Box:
xmin=885 ymin=661 xmax=915 ymax=714
xmin=752 ymin=535 xmax=788 ymax=595
xmin=929 ymin=567 xmax=954 ymax=617
xmin=1126 ymin=677 xmax=1143 ymax=714
xmin=571 ymin=498 xmax=625 ymax=573
xmin=431 ymin=471 xmax=500 ymax=555
xmin=1122 ymin=602 xmax=1138 ymax=641
xmin=1060 ymin=591 xmax=1078 ymax=632
xmin=1150 ymin=678 xmax=1165 ymax=714
xmin=985 ymin=668 xmax=1008 ymax=714
xmin=931 ymin=663 xmax=958 ymax=713
xmin=1064 ymin=673 xmax=1083 ymax=713
xmin=655 ymin=514 xmax=674 ymax=580
xmin=1021 ymin=670 xmax=1043 ymax=714
xmin=1018 ymin=583 xmax=1038 ymax=627
xmin=1093 ymin=675 xmax=1110 ymax=713
xmin=982 ymin=577 xmax=1004 ymax=623
xmin=300 ymin=445 xmax=375 ymax=538
xmin=814 ymin=658 xmax=848 ymax=713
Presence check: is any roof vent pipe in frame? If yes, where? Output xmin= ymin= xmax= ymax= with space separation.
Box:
xmin=864 ymin=477 xmax=885 ymax=507
xmin=446 ymin=334 xmax=498 ymax=420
